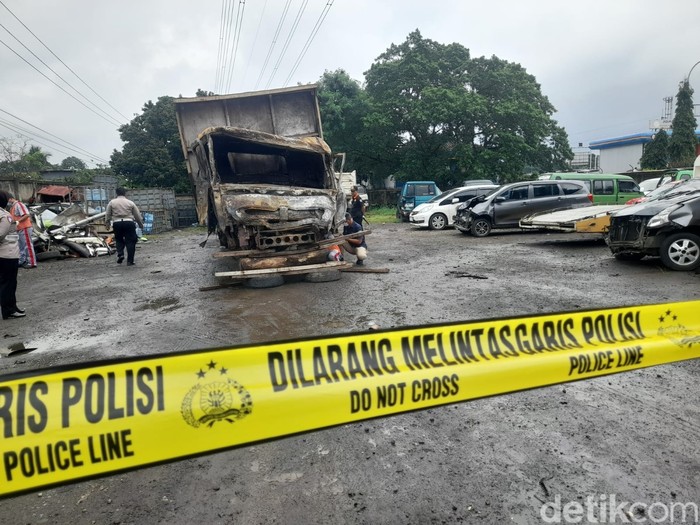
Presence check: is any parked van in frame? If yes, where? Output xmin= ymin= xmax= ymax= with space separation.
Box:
xmin=543 ymin=173 xmax=642 ymax=204
xmin=397 ymin=181 xmax=441 ymax=221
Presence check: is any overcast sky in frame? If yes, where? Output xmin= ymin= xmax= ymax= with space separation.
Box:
xmin=1 ymin=0 xmax=699 ymax=168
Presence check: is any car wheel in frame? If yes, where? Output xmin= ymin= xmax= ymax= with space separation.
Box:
xmin=659 ymin=232 xmax=700 ymax=271
xmin=470 ymin=217 xmax=492 ymax=237
xmin=614 ymin=252 xmax=645 ymax=261
xmin=429 ymin=213 xmax=448 ymax=230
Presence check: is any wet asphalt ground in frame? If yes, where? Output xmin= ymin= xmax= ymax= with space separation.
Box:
xmin=0 ymin=223 xmax=698 ymax=524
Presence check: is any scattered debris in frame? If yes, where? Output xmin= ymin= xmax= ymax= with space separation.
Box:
xmin=340 ymin=267 xmax=390 ymax=273
xmin=0 ymin=342 xmax=38 ymax=357
xmin=539 ymin=475 xmax=554 ymax=497
xmin=446 ymin=271 xmax=488 ymax=279
xmin=31 ymin=203 xmax=114 ymax=261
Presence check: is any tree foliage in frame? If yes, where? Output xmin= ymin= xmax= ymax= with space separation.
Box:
xmin=110 ymin=96 xmax=190 ymax=192
xmin=640 ymin=129 xmax=669 ymax=169
xmin=668 ymin=80 xmax=698 ymax=168
xmin=317 ymin=69 xmax=375 ymax=184
xmin=60 ymin=156 xmax=87 ymax=170
xmin=0 ymin=138 xmax=52 ymax=176
xmin=333 ymin=30 xmax=574 ymax=188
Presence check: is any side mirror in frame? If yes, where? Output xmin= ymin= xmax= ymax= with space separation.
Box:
xmin=495 ymin=196 xmax=506 ymax=203
xmin=451 ymin=197 xmax=460 ymax=204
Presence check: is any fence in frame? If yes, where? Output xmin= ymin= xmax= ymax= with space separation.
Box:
xmin=175 ymin=194 xmax=198 ymax=227
xmin=128 ymin=188 xmax=176 ymax=234
xmin=368 ymin=189 xmax=400 ymax=208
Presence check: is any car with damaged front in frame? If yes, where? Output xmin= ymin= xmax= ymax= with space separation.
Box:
xmin=607 ymin=179 xmax=700 ymax=271
xmin=409 ymin=184 xmax=498 ymax=230
xmin=454 ymin=180 xmax=592 ymax=237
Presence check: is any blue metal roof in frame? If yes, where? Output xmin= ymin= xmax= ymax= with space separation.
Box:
xmin=590 ymin=130 xmax=700 ymax=150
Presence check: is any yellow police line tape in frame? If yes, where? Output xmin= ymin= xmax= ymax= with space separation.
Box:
xmin=1 ymin=300 xmax=699 ymax=498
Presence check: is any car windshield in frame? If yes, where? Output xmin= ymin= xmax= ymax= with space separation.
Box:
xmin=425 ymin=187 xmax=460 ymax=204
xmin=653 ymin=179 xmax=700 ymax=201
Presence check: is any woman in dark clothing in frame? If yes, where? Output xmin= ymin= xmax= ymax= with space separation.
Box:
xmin=0 ymin=190 xmax=25 ymax=319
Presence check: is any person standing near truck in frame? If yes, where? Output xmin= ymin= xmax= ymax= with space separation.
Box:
xmin=8 ymin=195 xmax=36 ymax=269
xmin=106 ymin=188 xmax=144 ymax=266
xmin=349 ymin=186 xmax=366 ymax=225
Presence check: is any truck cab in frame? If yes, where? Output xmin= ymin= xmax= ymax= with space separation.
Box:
xmin=174 ymin=86 xmax=347 ymax=273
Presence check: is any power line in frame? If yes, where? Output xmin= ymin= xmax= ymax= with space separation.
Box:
xmin=264 ymin=0 xmax=308 ymax=89
xmin=283 ymin=0 xmax=334 ymax=87
xmin=241 ymin=0 xmax=268 ymax=88
xmin=255 ymin=0 xmax=292 ymax=90
xmin=0 ymin=21 xmax=123 ymax=127
xmin=214 ymin=0 xmax=228 ymax=93
xmin=224 ymin=0 xmax=247 ymax=94
xmin=0 ymin=119 xmax=103 ymax=166
xmin=216 ymin=0 xmax=236 ymax=93
xmin=0 ymin=37 xmax=122 ymax=128
xmin=0 ymin=107 xmax=110 ymax=164
xmin=0 ymin=0 xmax=130 ymax=123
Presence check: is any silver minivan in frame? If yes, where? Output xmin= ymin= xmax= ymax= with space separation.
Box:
xmin=454 ymin=180 xmax=592 ymax=237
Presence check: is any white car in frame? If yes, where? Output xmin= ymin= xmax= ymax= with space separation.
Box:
xmin=639 ymin=177 xmax=661 ymax=195
xmin=409 ymin=185 xmax=498 ymax=230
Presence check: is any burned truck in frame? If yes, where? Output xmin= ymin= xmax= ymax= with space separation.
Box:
xmin=174 ymin=86 xmax=348 ymax=276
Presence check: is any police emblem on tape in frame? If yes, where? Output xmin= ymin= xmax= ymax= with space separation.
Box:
xmin=181 ymin=360 xmax=253 ymax=428
xmin=656 ymin=308 xmax=699 ymax=348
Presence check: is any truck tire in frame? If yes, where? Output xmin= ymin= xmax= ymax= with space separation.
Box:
xmin=659 ymin=232 xmax=700 ymax=271
xmin=304 ymin=270 xmax=342 ymax=283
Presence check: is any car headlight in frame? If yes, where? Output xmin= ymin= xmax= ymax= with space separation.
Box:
xmin=404 ymin=202 xmax=414 ymax=210
xmin=647 ymin=205 xmax=681 ymax=229
xmin=457 ymin=203 xmax=467 ymax=211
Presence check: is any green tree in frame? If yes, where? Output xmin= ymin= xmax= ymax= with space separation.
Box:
xmin=668 ymin=80 xmax=698 ymax=168
xmin=640 ymin=129 xmax=669 ymax=169
xmin=317 ymin=69 xmax=375 ymax=184
xmin=0 ymin=139 xmax=52 ymax=175
xmin=60 ymin=156 xmax=87 ymax=170
xmin=361 ymin=30 xmax=572 ymax=188
xmin=110 ymin=96 xmax=190 ymax=192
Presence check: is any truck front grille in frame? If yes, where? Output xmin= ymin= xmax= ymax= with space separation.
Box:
xmin=257 ymin=230 xmax=318 ymax=248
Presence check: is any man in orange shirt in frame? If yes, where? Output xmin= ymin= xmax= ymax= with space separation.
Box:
xmin=7 ymin=196 xmax=36 ymax=269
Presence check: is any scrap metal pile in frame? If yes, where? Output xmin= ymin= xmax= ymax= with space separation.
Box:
xmin=30 ymin=203 xmax=115 ymax=261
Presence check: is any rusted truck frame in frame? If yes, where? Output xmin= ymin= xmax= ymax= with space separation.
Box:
xmin=174 ymin=86 xmax=350 ymax=274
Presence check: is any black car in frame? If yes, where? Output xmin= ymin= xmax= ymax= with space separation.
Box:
xmin=606 ymin=179 xmax=700 ymax=271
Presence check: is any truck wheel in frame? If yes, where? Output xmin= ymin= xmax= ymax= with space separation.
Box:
xmin=470 ymin=217 xmax=492 ymax=237
xmin=429 ymin=213 xmax=448 ymax=230
xmin=660 ymin=232 xmax=700 ymax=271
xmin=304 ymin=270 xmax=342 ymax=283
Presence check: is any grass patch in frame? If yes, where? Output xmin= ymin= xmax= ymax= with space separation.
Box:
xmin=365 ymin=206 xmax=399 ymax=224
